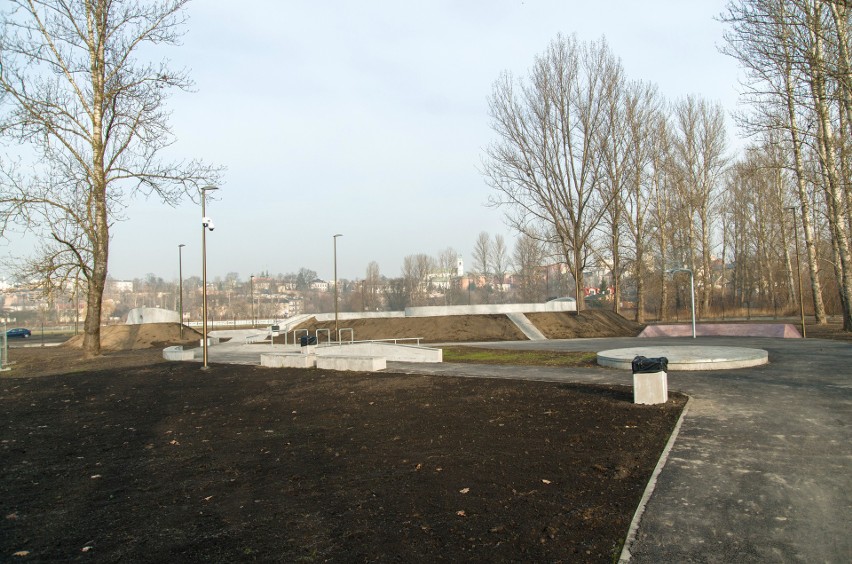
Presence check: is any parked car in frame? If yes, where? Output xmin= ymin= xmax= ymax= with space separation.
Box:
xmin=6 ymin=328 xmax=32 ymax=338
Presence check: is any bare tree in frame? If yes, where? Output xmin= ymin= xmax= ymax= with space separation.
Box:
xmin=596 ymin=63 xmax=629 ymax=314
xmin=720 ymin=0 xmax=849 ymax=326
xmin=492 ymin=234 xmax=509 ymax=296
xmin=623 ymin=82 xmax=663 ymax=322
xmin=648 ymin=113 xmax=676 ymax=320
xmin=513 ymin=232 xmax=547 ymax=302
xmin=669 ymin=95 xmax=729 ymax=316
xmin=364 ymin=261 xmax=381 ymax=311
xmin=484 ymin=34 xmax=622 ymax=310
xmin=471 ymin=231 xmax=492 ymax=279
xmin=437 ymin=247 xmax=460 ymax=304
xmin=401 ymin=254 xmax=434 ymax=306
xmin=0 ymin=0 xmax=221 ymax=355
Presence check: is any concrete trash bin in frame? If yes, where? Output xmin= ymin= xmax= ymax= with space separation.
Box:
xmin=632 ymin=356 xmax=668 ymax=405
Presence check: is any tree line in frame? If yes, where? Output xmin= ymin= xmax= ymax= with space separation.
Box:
xmin=482 ymin=1 xmax=851 ymax=331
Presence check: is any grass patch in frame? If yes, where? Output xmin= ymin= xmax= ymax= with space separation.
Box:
xmin=441 ymin=346 xmax=598 ymax=367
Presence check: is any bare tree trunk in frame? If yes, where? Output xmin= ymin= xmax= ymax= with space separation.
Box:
xmin=806 ymin=1 xmax=852 ymax=330
xmin=780 ymin=14 xmax=828 ymax=323
xmin=611 ymin=227 xmax=620 ymax=314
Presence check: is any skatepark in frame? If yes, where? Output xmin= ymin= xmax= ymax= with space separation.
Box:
xmin=148 ymin=301 xmax=850 ymax=562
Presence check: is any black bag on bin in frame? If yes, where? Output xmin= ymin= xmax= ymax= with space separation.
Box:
xmin=631 ymin=355 xmax=668 ymax=374
xmin=300 ymin=335 xmax=318 ymax=346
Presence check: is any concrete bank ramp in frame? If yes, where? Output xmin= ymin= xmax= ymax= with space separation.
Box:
xmin=639 ymin=323 xmax=802 ymax=338
xmin=506 ymin=313 xmax=547 ymax=341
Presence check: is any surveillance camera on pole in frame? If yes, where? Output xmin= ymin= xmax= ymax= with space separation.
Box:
xmin=202 ymin=216 xmax=215 ymax=231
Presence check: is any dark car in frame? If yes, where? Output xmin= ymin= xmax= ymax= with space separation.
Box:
xmin=6 ymin=328 xmax=32 ymax=338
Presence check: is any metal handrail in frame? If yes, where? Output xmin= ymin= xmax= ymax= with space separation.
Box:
xmin=316 ymin=328 xmax=331 ymax=343
xmin=324 ymin=337 xmax=423 ymax=347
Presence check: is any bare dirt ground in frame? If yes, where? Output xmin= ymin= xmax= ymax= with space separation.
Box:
xmin=290 ymin=310 xmax=642 ymax=343
xmin=2 ymin=313 xmax=848 ymax=562
xmin=526 ymin=310 xmax=644 ymax=339
xmin=1 ymin=359 xmax=685 ymax=563
xmin=63 ymin=323 xmax=202 ymax=351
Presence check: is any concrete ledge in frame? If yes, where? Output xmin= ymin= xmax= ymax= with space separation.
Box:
xmin=321 ymin=342 xmax=442 ymax=363
xmin=163 ymin=346 xmax=195 ymax=361
xmin=316 ymin=355 xmax=386 ymax=372
xmin=199 ymin=336 xmax=221 ymax=347
xmin=633 ymin=371 xmax=668 ymax=405
xmin=261 ymin=352 xmax=316 ymax=369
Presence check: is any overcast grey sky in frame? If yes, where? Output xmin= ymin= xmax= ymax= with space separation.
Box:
xmin=1 ymin=0 xmax=743 ymax=283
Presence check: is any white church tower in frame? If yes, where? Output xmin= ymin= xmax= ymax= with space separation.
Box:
xmin=456 ymin=255 xmax=464 ymax=277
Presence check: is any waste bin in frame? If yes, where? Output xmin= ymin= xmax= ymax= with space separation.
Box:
xmin=300 ymin=335 xmax=317 ymax=346
xmin=631 ymin=356 xmax=668 ymax=374
xmin=632 ymin=355 xmax=668 ymax=405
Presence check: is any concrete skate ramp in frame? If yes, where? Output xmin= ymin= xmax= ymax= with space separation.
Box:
xmin=639 ymin=323 xmax=802 ymax=338
xmin=506 ymin=312 xmax=547 ymax=341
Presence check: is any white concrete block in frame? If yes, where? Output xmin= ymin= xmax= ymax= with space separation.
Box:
xmin=261 ymin=353 xmax=316 ymax=369
xmin=163 ymin=346 xmax=195 ymax=361
xmin=199 ymin=336 xmax=220 ymax=347
xmin=633 ymin=371 xmax=668 ymax=405
xmin=316 ymin=355 xmax=386 ymax=372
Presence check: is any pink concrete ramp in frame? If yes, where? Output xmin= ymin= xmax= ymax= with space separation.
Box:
xmin=639 ymin=323 xmax=802 ymax=338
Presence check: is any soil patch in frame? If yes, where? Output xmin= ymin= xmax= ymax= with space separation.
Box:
xmin=524 ymin=310 xmax=644 ymax=339
xmin=63 ymin=323 xmax=202 ymax=351
xmin=291 ymin=310 xmax=641 ymax=343
xmin=0 ymin=355 xmax=686 ymax=562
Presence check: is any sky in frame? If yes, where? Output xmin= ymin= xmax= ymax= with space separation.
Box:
xmin=1 ymin=0 xmax=744 ymax=284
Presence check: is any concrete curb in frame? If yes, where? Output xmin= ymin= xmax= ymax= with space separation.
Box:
xmin=618 ymin=395 xmax=693 ymax=563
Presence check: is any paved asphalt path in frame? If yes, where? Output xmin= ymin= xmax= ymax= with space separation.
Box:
xmin=386 ymin=336 xmax=852 ymax=563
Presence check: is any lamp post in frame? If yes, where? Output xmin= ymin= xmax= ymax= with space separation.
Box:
xmin=178 ymin=244 xmax=185 ymax=339
xmin=250 ymin=275 xmax=255 ymax=328
xmin=74 ymin=277 xmax=80 ymax=336
xmin=200 ymin=185 xmax=219 ymax=369
xmin=333 ymin=233 xmax=343 ymax=341
xmin=667 ymin=268 xmax=696 ymax=338
xmin=785 ymin=206 xmax=807 ymax=338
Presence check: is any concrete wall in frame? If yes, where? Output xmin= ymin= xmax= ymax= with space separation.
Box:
xmin=126 ymin=307 xmax=179 ymax=325
xmin=295 ymin=302 xmax=576 ymax=324
xmin=313 ymin=311 xmax=405 ymax=322
xmin=404 ymin=301 xmax=576 ymax=317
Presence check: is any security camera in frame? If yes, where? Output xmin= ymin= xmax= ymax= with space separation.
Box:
xmin=202 ymin=216 xmax=215 ymax=231
xmin=207 ymin=222 xmax=215 ymax=232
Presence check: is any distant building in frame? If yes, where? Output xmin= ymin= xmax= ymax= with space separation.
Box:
xmin=310 ymin=279 xmax=329 ymax=292
xmin=107 ymin=279 xmax=134 ymax=293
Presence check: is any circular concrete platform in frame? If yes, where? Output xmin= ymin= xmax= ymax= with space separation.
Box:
xmin=597 ymin=346 xmax=768 ymax=371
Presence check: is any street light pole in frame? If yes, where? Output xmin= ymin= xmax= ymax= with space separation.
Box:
xmin=200 ymin=185 xmax=219 ymax=369
xmin=667 ymin=268 xmax=696 ymax=338
xmin=250 ymin=275 xmax=255 ymax=328
xmin=178 ymin=244 xmax=185 ymax=339
xmin=333 ymin=233 xmax=342 ymax=341
xmin=785 ymin=206 xmax=807 ymax=338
